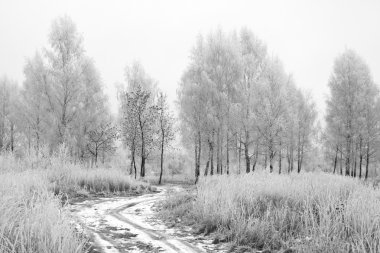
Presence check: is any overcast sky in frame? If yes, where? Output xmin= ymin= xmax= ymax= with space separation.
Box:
xmin=0 ymin=0 xmax=379 ymax=117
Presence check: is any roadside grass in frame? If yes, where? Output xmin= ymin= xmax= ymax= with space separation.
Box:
xmin=145 ymin=173 xmax=195 ymax=185
xmin=160 ymin=171 xmax=380 ymax=252
xmin=0 ymin=171 xmax=86 ymax=253
xmin=0 ymin=151 xmax=151 ymax=253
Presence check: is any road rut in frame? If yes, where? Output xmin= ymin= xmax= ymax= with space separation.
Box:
xmin=71 ymin=186 xmax=225 ymax=253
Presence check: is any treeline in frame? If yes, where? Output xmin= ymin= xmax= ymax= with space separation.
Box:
xmin=0 ymin=16 xmax=117 ymax=164
xmin=2 ymin=16 xmax=379 ymax=181
xmin=0 ymin=15 xmax=176 ymax=179
xmin=178 ymin=28 xmax=317 ymax=183
xmin=324 ymin=50 xmax=380 ymax=179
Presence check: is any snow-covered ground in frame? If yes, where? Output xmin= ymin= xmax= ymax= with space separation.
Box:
xmin=70 ymin=186 xmax=226 ymax=253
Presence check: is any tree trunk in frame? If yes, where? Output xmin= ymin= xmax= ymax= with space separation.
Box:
xmin=205 ymin=139 xmax=211 ymax=176
xmin=299 ymin=142 xmax=305 ymax=173
xmin=195 ymin=131 xmax=201 ymax=184
xmin=269 ymin=138 xmax=274 ymax=173
xmin=204 ymin=161 xmax=209 ymax=176
xmin=290 ymin=148 xmax=294 ymax=172
xmin=130 ymin=145 xmax=135 ymax=175
xmin=159 ymin=134 xmax=165 ymax=185
xmin=353 ymin=143 xmax=357 ymax=178
xmin=140 ymin=128 xmax=146 ymax=177
xmin=287 ymin=147 xmax=291 ymax=173
xmin=264 ymin=151 xmax=267 ymax=170
xmin=252 ymin=142 xmax=259 ymax=172
xmin=95 ymin=147 xmax=98 ymax=165
xmin=133 ymin=156 xmax=137 ymax=179
xmin=140 ymin=156 xmax=145 ymax=177
xmin=210 ymin=134 xmax=214 ymax=175
xmin=297 ymin=145 xmax=301 ymax=173
xmin=238 ymin=134 xmax=242 ymax=174
xmin=10 ymin=122 xmax=14 ymax=152
xmin=278 ymin=139 xmax=282 ymax=174
xmin=220 ymin=135 xmax=223 ymax=175
xmin=244 ymin=130 xmax=250 ymax=173
xmin=194 ymin=139 xmax=198 ymax=181
xmin=340 ymin=148 xmax=343 ymax=175
xmin=216 ymin=128 xmax=220 ymax=174
xmin=226 ymin=132 xmax=229 ymax=175
xmin=333 ymin=146 xmax=338 ymax=174
xmin=359 ymin=138 xmax=363 ymax=179
xmin=345 ymin=135 xmax=351 ymax=176
xmin=244 ymin=142 xmax=250 ymax=173
xmin=365 ymin=141 xmax=370 ymax=180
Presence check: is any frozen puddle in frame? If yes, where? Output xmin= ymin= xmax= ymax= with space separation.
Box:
xmin=71 ymin=186 xmax=226 ymax=253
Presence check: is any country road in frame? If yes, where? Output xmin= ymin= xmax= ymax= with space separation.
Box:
xmin=71 ymin=186 xmax=226 ymax=253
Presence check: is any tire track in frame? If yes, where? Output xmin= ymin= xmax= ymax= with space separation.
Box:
xmin=71 ymin=186 xmax=211 ymax=253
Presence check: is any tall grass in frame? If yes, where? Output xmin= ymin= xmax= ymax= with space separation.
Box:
xmin=161 ymin=172 xmax=380 ymax=252
xmin=0 ymin=149 xmax=151 ymax=253
xmin=0 ymin=172 xmax=86 ymax=253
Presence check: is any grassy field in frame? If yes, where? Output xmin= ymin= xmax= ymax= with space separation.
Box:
xmin=160 ymin=172 xmax=380 ymax=252
xmin=0 ymin=152 xmax=151 ymax=253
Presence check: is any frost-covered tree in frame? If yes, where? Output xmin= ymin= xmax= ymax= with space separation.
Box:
xmin=178 ymin=28 xmax=317 ymax=178
xmin=0 ymin=77 xmax=19 ymax=152
xmin=325 ymin=50 xmax=379 ymax=178
xmin=121 ymin=62 xmax=158 ymax=178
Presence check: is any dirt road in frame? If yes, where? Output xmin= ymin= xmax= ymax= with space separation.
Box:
xmin=71 ymin=186 xmax=225 ymax=253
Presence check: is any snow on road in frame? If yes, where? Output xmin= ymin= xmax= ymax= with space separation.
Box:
xmin=71 ymin=185 xmax=225 ymax=253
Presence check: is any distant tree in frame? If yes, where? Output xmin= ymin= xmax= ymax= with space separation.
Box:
xmin=120 ymin=62 xmax=158 ymax=178
xmin=17 ymin=16 xmax=113 ymax=163
xmin=237 ymin=28 xmax=267 ymax=173
xmin=157 ymin=92 xmax=175 ymax=184
xmin=295 ymin=92 xmax=317 ymax=172
xmin=73 ymin=58 xmax=109 ymax=161
xmin=121 ymin=91 xmax=140 ymax=178
xmin=21 ymin=52 xmax=48 ymax=155
xmin=254 ymin=58 xmax=287 ymax=173
xmin=326 ymin=50 xmax=378 ymax=178
xmin=86 ymin=122 xmax=118 ymax=165
xmin=178 ymin=35 xmax=209 ymax=182
xmin=44 ymin=15 xmax=86 ymax=146
xmin=0 ymin=77 xmax=19 ymax=153
xmin=179 ymin=28 xmax=318 ymax=178
xmin=121 ymin=85 xmax=157 ymax=178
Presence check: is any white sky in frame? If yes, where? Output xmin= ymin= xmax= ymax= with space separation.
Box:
xmin=0 ymin=0 xmax=379 ymax=118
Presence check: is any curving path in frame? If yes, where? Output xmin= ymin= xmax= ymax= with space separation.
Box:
xmin=71 ymin=186 xmax=225 ymax=253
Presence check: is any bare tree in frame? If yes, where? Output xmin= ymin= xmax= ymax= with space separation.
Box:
xmin=86 ymin=122 xmax=118 ymax=165
xmin=157 ymin=93 xmax=175 ymax=184
xmin=121 ymin=85 xmax=157 ymax=178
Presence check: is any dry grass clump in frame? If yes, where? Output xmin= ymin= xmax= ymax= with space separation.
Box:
xmin=0 ymin=172 xmax=86 ymax=253
xmin=0 ymin=150 xmax=151 ymax=197
xmin=162 ymin=172 xmax=380 ymax=252
xmin=159 ymin=190 xmax=196 ymax=222
xmin=73 ymin=168 xmax=151 ymax=194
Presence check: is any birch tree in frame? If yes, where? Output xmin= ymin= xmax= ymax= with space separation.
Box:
xmin=326 ymin=49 xmax=378 ymax=178
xmin=157 ymin=93 xmax=175 ymax=184
xmin=121 ymin=63 xmax=158 ymax=178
